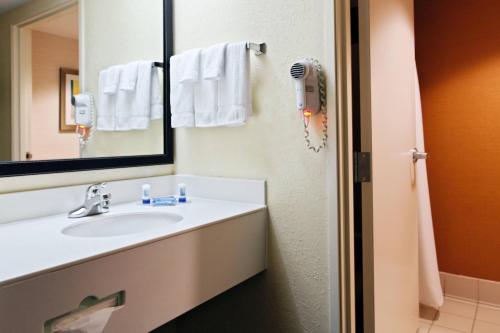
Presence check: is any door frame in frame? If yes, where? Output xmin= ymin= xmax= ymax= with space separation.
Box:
xmin=335 ymin=0 xmax=357 ymax=331
xmin=10 ymin=0 xmax=79 ymax=161
xmin=335 ymin=0 xmax=378 ymax=331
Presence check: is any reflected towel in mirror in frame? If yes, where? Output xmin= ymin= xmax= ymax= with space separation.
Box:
xmin=97 ymin=61 xmax=163 ymax=131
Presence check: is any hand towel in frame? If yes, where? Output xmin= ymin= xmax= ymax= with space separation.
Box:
xmin=52 ymin=307 xmax=117 ymax=333
xmin=179 ymin=48 xmax=202 ymax=84
xmin=217 ymin=42 xmax=252 ymax=126
xmin=119 ymin=61 xmax=139 ymax=91
xmin=115 ymin=61 xmax=153 ymax=131
xmin=151 ymin=67 xmax=164 ymax=120
xmin=202 ymin=43 xmax=227 ymax=80
xmin=195 ymin=43 xmax=227 ymax=127
xmin=170 ymin=50 xmax=201 ymax=128
xmin=97 ymin=67 xmax=121 ymax=131
xmin=101 ymin=66 xmax=122 ymax=95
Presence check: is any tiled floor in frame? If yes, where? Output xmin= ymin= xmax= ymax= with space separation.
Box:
xmin=419 ymin=297 xmax=500 ymax=333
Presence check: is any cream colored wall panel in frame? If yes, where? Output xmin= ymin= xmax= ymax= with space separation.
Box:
xmin=173 ymin=0 xmax=333 ymax=331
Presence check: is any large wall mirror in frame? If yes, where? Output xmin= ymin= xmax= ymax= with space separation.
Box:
xmin=0 ymin=0 xmax=173 ymax=176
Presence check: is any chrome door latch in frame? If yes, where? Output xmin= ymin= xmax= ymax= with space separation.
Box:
xmin=412 ymin=148 xmax=428 ymax=163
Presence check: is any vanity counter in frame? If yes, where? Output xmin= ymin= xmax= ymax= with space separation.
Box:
xmin=0 ymin=197 xmax=266 ymax=287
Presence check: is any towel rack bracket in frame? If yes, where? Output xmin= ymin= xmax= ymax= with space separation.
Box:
xmin=246 ymin=42 xmax=266 ymax=56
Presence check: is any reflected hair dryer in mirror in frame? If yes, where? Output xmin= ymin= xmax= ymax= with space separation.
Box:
xmin=72 ymin=93 xmax=95 ymax=149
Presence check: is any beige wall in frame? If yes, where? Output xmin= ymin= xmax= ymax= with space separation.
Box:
xmin=31 ymin=30 xmax=79 ymax=160
xmin=0 ymin=0 xmax=74 ymax=160
xmin=81 ymin=0 xmax=164 ymax=158
xmin=172 ymin=0 xmax=332 ymax=331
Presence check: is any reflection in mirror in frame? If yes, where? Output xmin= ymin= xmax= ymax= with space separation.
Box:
xmin=0 ymin=0 xmax=165 ymax=162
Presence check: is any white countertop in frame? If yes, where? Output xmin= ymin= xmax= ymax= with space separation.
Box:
xmin=0 ymin=198 xmax=266 ymax=288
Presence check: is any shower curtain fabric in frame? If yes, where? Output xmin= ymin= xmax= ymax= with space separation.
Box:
xmin=415 ymin=65 xmax=444 ymax=309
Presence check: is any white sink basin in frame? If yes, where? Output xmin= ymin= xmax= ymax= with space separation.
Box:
xmin=62 ymin=212 xmax=183 ymax=238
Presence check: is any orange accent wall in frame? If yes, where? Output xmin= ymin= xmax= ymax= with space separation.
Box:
xmin=415 ymin=0 xmax=500 ymax=281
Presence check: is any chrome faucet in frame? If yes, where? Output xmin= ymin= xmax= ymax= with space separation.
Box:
xmin=68 ymin=183 xmax=111 ymax=218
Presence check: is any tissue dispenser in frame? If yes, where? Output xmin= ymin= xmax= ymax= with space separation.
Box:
xmin=44 ymin=291 xmax=125 ymax=333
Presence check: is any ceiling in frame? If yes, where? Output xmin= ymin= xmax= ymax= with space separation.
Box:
xmin=0 ymin=0 xmax=31 ymax=14
xmin=29 ymin=5 xmax=79 ymax=40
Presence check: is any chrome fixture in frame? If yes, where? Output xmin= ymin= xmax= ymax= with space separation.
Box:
xmin=412 ymin=148 xmax=429 ymax=163
xmin=246 ymin=42 xmax=266 ymax=56
xmin=68 ymin=183 xmax=111 ymax=218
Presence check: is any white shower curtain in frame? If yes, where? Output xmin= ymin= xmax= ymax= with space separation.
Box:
xmin=415 ymin=65 xmax=444 ymax=309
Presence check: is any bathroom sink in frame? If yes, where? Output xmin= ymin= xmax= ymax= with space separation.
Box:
xmin=62 ymin=212 xmax=183 ymax=238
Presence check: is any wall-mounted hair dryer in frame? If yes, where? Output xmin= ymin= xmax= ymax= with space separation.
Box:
xmin=290 ymin=58 xmax=328 ymax=153
xmin=290 ymin=60 xmax=321 ymax=116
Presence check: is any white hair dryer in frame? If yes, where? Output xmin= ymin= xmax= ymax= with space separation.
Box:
xmin=290 ymin=60 xmax=321 ymax=115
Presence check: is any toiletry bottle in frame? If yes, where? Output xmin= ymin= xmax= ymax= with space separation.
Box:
xmin=142 ymin=184 xmax=151 ymax=205
xmin=178 ymin=183 xmax=187 ymax=203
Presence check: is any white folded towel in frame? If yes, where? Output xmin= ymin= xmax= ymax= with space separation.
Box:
xmin=202 ymin=43 xmax=227 ymax=80
xmin=98 ymin=61 xmax=164 ymax=131
xmin=119 ymin=61 xmax=139 ymax=91
xmin=151 ymin=67 xmax=164 ymax=120
xmin=170 ymin=49 xmax=201 ymax=128
xmin=97 ymin=67 xmax=122 ymax=130
xmin=179 ymin=48 xmax=202 ymax=84
xmin=195 ymin=43 xmax=227 ymax=127
xmin=116 ymin=61 xmax=153 ymax=131
xmin=217 ymin=42 xmax=252 ymax=126
xmin=101 ymin=66 xmax=122 ymax=95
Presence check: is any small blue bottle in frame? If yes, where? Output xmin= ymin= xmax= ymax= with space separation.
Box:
xmin=178 ymin=183 xmax=187 ymax=203
xmin=142 ymin=184 xmax=151 ymax=205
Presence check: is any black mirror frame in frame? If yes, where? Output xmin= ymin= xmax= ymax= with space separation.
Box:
xmin=0 ymin=0 xmax=174 ymax=177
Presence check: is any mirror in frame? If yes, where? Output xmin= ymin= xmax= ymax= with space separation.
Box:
xmin=0 ymin=0 xmax=173 ymax=174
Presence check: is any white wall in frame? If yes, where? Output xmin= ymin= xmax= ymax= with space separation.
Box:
xmin=80 ymin=0 xmax=164 ymax=158
xmin=31 ymin=30 xmax=80 ymax=160
xmin=172 ymin=0 xmax=335 ymax=331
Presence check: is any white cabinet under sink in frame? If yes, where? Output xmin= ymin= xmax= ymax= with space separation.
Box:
xmin=0 ymin=210 xmax=267 ymax=332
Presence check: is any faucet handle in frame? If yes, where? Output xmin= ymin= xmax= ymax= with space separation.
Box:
xmin=101 ymin=193 xmax=111 ymax=206
xmin=87 ymin=183 xmax=107 ymax=197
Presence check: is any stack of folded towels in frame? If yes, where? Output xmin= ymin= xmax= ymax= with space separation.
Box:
xmin=170 ymin=42 xmax=252 ymax=128
xmin=97 ymin=61 xmax=163 ymax=131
